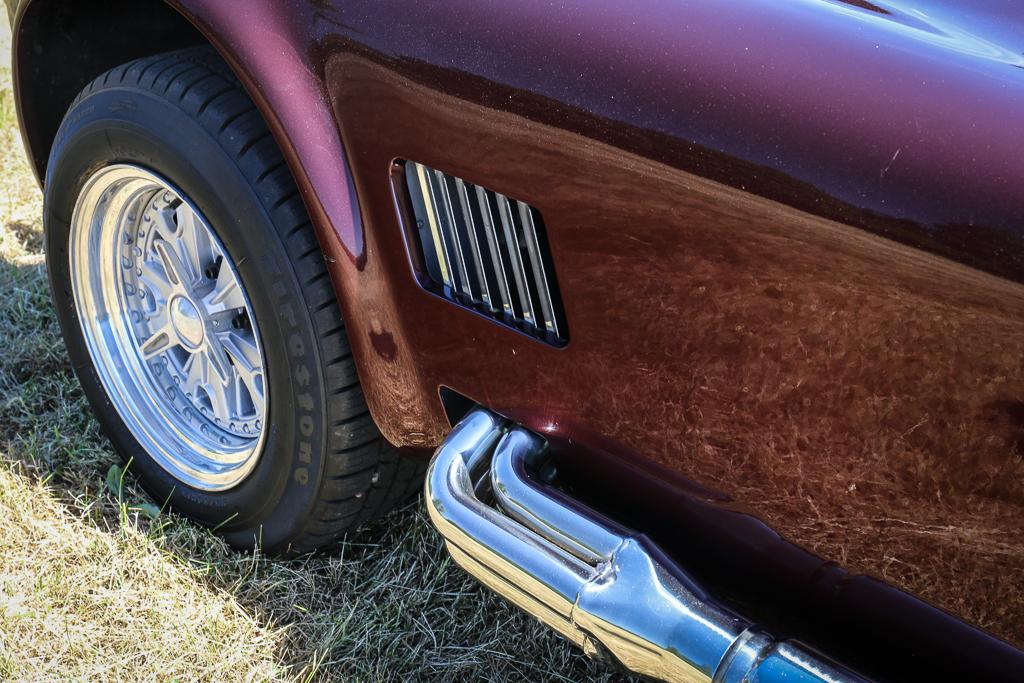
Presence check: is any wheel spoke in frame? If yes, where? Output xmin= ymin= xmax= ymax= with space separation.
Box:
xmin=202 ymin=349 xmax=235 ymax=423
xmin=139 ymin=257 xmax=177 ymax=303
xmin=219 ymin=330 xmax=265 ymax=418
xmin=219 ymin=330 xmax=261 ymax=370
xmin=204 ymin=339 xmax=233 ymax=385
xmin=181 ymin=350 xmax=207 ymax=398
xmin=176 ymin=203 xmax=215 ymax=284
xmin=139 ymin=327 xmax=174 ymax=359
xmin=181 ymin=348 xmax=233 ymax=424
xmin=150 ymin=205 xmax=178 ymax=242
xmin=152 ymin=206 xmax=203 ymax=288
xmin=202 ymin=264 xmax=246 ymax=314
xmin=153 ymin=239 xmax=194 ymax=291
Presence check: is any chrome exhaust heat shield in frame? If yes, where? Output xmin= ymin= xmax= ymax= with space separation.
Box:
xmin=424 ymin=409 xmax=869 ymax=683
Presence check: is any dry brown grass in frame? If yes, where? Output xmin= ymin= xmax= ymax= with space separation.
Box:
xmin=0 ymin=467 xmax=284 ymax=680
xmin=0 ymin=15 xmax=633 ymax=682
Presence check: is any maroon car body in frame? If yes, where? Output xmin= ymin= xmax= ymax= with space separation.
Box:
xmin=7 ymin=0 xmax=1024 ymax=680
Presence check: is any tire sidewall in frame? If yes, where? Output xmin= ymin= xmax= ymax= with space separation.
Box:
xmin=45 ymin=86 xmax=327 ymax=550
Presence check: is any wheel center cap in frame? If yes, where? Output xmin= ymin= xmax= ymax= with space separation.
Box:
xmin=170 ymin=296 xmax=204 ymax=350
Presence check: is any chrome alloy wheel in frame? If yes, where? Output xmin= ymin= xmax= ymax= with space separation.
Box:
xmin=69 ymin=165 xmax=267 ymax=491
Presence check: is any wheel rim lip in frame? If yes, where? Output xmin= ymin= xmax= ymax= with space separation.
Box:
xmin=69 ymin=164 xmax=269 ymax=491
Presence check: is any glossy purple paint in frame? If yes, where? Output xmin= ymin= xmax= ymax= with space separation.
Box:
xmin=8 ymin=0 xmax=1024 ymax=680
xmin=169 ymin=1 xmax=364 ymax=261
xmin=310 ymin=0 xmax=1024 ymax=234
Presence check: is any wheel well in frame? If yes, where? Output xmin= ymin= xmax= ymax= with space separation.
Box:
xmin=13 ymin=0 xmax=206 ymax=181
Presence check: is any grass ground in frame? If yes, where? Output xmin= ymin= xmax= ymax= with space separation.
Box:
xmin=0 ymin=16 xmax=629 ymax=682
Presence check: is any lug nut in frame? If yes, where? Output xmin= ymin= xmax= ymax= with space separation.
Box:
xmin=204 ymin=256 xmax=223 ymax=280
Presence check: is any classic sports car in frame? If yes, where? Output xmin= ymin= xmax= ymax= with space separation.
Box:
xmin=5 ymin=0 xmax=1024 ymax=680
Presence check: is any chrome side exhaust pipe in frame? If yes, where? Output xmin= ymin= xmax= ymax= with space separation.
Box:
xmin=425 ymin=409 xmax=868 ymax=683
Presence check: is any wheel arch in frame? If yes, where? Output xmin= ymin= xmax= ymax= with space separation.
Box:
xmin=10 ymin=0 xmax=205 ymax=182
xmin=11 ymin=0 xmax=365 ymax=253
xmin=10 ymin=0 xmax=406 ymax=446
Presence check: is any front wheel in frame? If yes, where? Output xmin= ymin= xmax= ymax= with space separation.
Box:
xmin=44 ymin=47 xmax=423 ymax=554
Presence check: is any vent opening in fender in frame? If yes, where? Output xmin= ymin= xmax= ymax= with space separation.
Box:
xmin=400 ymin=161 xmax=567 ymax=346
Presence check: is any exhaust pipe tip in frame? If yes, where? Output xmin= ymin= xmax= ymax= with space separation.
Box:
xmin=425 ymin=409 xmax=868 ymax=683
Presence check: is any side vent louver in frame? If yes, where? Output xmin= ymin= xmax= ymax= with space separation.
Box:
xmin=403 ymin=161 xmax=567 ymax=345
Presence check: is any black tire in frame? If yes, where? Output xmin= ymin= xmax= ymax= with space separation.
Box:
xmin=43 ymin=46 xmax=424 ymax=554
